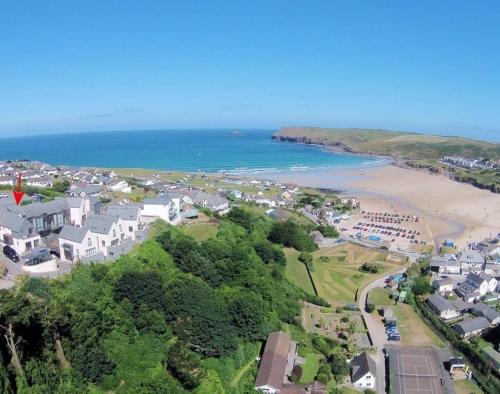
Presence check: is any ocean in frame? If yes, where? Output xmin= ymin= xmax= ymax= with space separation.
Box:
xmin=0 ymin=129 xmax=384 ymax=173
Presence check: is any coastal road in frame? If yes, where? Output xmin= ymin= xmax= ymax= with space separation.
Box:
xmin=357 ymin=267 xmax=408 ymax=394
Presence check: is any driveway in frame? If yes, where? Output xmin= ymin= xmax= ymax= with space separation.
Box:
xmin=357 ymin=267 xmax=408 ymax=394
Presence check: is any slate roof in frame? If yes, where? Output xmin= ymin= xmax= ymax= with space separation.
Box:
xmin=107 ymin=205 xmax=140 ymax=220
xmin=83 ymin=215 xmax=117 ymax=234
xmin=143 ymin=197 xmax=172 ymax=206
xmin=351 ymin=352 xmax=376 ymax=383
xmin=458 ymin=250 xmax=485 ymax=265
xmin=466 ymin=272 xmax=492 ymax=288
xmin=427 ymin=294 xmax=456 ymax=313
xmin=255 ymin=331 xmax=291 ymax=390
xmin=470 ymin=303 xmax=500 ymax=323
xmin=59 ymin=225 xmax=90 ymax=243
xmin=18 ymin=198 xmax=69 ymax=218
xmin=0 ymin=208 xmax=34 ymax=237
xmin=453 ymin=317 xmax=490 ymax=335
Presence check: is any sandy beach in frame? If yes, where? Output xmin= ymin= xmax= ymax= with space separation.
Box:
xmin=267 ymin=165 xmax=500 ymax=251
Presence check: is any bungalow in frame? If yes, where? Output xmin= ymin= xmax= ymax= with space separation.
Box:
xmin=107 ymin=179 xmax=131 ymax=193
xmin=470 ymin=303 xmax=500 ymax=325
xmin=432 ymin=277 xmax=455 ymax=294
xmin=26 ymin=177 xmax=53 ymax=188
xmin=350 ymin=352 xmax=376 ymax=390
xmin=68 ymin=184 xmax=101 ymax=197
xmin=452 ymin=317 xmax=490 ymax=339
xmin=426 ymin=294 xmax=460 ymax=320
xmin=184 ymin=190 xmax=229 ymax=214
xmin=0 ymin=176 xmax=15 ymax=186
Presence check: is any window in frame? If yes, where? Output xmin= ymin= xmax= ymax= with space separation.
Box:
xmin=102 ymin=240 xmax=105 ymax=247
xmin=87 ymin=238 xmax=92 ymax=246
xmin=119 ymin=224 xmax=122 ymax=232
xmin=129 ymin=226 xmax=133 ymax=232
xmin=113 ymin=229 xmax=116 ymax=237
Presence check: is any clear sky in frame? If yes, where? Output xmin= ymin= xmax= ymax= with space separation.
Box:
xmin=1 ymin=1 xmax=500 ymax=140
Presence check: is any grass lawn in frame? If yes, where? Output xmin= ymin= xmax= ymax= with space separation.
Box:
xmin=285 ymin=248 xmax=315 ymax=295
xmin=453 ymin=379 xmax=484 ymax=394
xmin=394 ymin=304 xmax=444 ymax=347
xmin=368 ymin=287 xmax=393 ymax=306
xmin=299 ymin=353 xmax=322 ymax=384
xmin=183 ymin=222 xmax=219 ymax=242
xmin=309 ymin=243 xmax=404 ymax=305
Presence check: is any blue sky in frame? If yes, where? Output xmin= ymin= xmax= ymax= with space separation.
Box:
xmin=1 ymin=0 xmax=500 ymax=140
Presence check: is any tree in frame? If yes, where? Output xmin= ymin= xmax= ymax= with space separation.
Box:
xmin=227 ymin=292 xmax=266 ymax=341
xmin=226 ymin=207 xmax=254 ymax=232
xmin=166 ymin=341 xmax=205 ymax=389
xmin=329 ymin=351 xmax=349 ymax=380
xmin=51 ymin=180 xmax=71 ymax=193
xmin=114 ymin=271 xmax=167 ymax=316
xmin=164 ymin=276 xmax=237 ymax=356
xmin=412 ymin=276 xmax=432 ymax=296
xmin=268 ymin=220 xmax=317 ymax=252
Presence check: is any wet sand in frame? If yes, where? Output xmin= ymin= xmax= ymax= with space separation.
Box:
xmin=266 ymin=165 xmax=500 ymax=250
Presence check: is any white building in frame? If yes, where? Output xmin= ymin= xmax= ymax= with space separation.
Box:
xmin=142 ymin=197 xmax=181 ymax=225
xmin=107 ymin=179 xmax=131 ymax=193
xmin=351 ymin=352 xmax=376 ymax=390
xmin=59 ymin=213 xmax=132 ymax=262
xmin=26 ymin=177 xmax=53 ymax=188
xmin=432 ymin=278 xmax=454 ymax=294
xmin=106 ymin=204 xmax=142 ymax=241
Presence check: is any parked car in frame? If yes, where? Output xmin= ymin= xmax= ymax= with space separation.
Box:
xmin=388 ymin=334 xmax=400 ymax=341
xmin=3 ymin=245 xmax=20 ymax=262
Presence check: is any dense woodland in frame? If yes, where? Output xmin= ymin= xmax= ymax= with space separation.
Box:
xmin=0 ymin=207 xmax=346 ymax=393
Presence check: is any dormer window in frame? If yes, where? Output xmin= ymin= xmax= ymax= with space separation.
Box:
xmin=113 ymin=229 xmax=116 ymax=237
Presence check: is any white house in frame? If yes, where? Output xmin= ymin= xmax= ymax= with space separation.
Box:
xmin=432 ymin=278 xmax=455 ymax=294
xmin=351 ymin=352 xmax=376 ymax=390
xmin=0 ymin=207 xmax=41 ymax=255
xmin=58 ymin=226 xmax=98 ymax=262
xmin=107 ymin=179 xmax=131 ymax=193
xmin=106 ymin=204 xmax=142 ymax=241
xmin=59 ymin=214 xmax=129 ymax=262
xmin=142 ymin=197 xmax=181 ymax=225
xmin=26 ymin=177 xmax=53 ymax=188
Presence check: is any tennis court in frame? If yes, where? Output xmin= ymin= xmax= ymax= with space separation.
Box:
xmin=387 ymin=346 xmax=454 ymax=394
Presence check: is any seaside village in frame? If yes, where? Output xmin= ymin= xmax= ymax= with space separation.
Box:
xmin=0 ymin=159 xmax=499 ymax=394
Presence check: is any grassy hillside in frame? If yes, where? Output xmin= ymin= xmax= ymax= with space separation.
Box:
xmin=273 ymin=127 xmax=500 ymax=160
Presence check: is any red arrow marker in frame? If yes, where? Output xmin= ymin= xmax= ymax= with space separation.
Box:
xmin=13 ymin=173 xmax=24 ymax=206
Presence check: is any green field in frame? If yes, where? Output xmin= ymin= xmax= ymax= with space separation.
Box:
xmin=308 ymin=243 xmax=404 ymax=305
xmin=299 ymin=353 xmax=322 ymax=384
xmin=285 ymin=248 xmax=315 ymax=295
xmin=183 ymin=222 xmax=219 ymax=242
xmin=394 ymin=304 xmax=444 ymax=347
xmin=274 ymin=127 xmax=500 ymax=161
xmin=368 ymin=287 xmax=393 ymax=306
